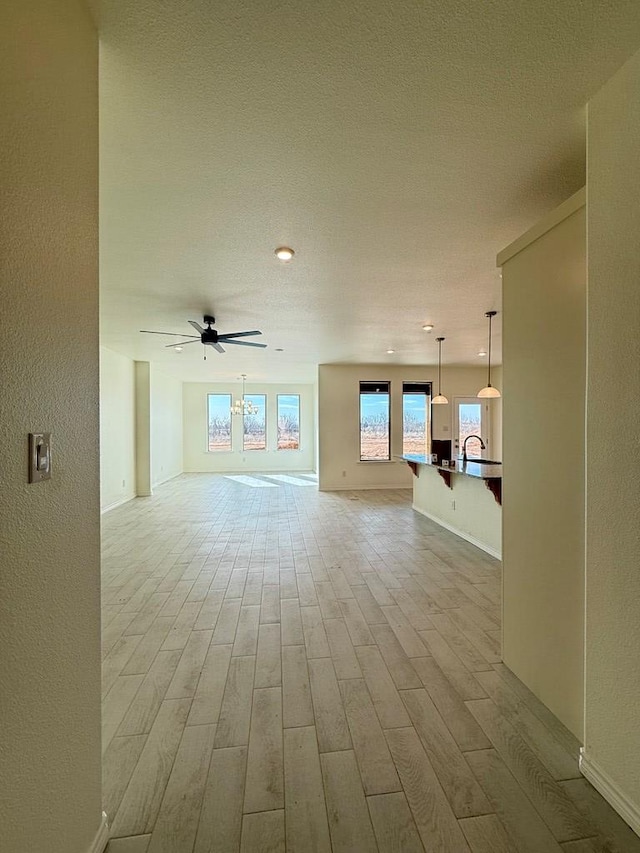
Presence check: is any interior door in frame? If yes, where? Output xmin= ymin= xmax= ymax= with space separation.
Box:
xmin=454 ymin=397 xmax=490 ymax=459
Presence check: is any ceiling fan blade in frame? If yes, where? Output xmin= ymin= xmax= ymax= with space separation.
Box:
xmin=223 ymin=339 xmax=268 ymax=348
xmin=188 ymin=320 xmax=205 ymax=334
xmin=217 ymin=330 xmax=262 ymax=340
xmin=165 ymin=340 xmax=200 ymax=348
xmin=204 ymin=341 xmax=225 ymax=353
xmin=140 ymin=330 xmax=199 ymax=337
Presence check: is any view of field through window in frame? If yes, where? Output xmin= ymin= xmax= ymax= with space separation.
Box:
xmin=277 ymin=394 xmax=300 ymax=450
xmin=207 ymin=393 xmax=232 ymax=451
xmin=360 ymin=385 xmax=390 ymax=460
xmin=243 ymin=394 xmax=266 ymax=451
xmin=458 ymin=402 xmax=483 ymax=457
xmin=403 ymin=392 xmax=430 ymax=455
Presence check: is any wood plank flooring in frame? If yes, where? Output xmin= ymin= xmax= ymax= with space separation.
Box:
xmin=102 ymin=474 xmax=640 ymax=852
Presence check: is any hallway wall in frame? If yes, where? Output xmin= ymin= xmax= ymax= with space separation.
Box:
xmin=0 ymin=2 xmax=103 ymax=852
xmin=499 ymin=190 xmax=586 ymax=740
xmin=584 ymin=46 xmax=640 ymax=831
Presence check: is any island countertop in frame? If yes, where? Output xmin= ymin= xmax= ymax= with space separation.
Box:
xmin=401 ymin=453 xmax=502 ymax=480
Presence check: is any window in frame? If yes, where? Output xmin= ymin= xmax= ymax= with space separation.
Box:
xmin=243 ymin=394 xmax=266 ymax=451
xmin=207 ymin=394 xmax=232 ymax=451
xmin=277 ymin=394 xmax=300 ymax=450
xmin=359 ymin=381 xmax=390 ymax=461
xmin=402 ymin=382 xmax=431 ymax=455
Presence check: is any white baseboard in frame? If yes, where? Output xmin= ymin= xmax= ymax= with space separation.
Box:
xmin=87 ymin=812 xmax=109 ymax=853
xmin=412 ymin=503 xmax=502 ymax=560
xmin=101 ymin=494 xmax=135 ymax=514
xmin=152 ymin=470 xmax=183 ymax=489
xmin=320 ymin=483 xmax=411 ymax=492
xmin=580 ymin=749 xmax=640 ymax=837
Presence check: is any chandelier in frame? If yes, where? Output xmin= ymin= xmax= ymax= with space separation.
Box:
xmin=231 ymin=374 xmax=259 ymax=416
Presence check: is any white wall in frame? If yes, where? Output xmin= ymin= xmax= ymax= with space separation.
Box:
xmin=151 ymin=367 xmax=183 ymax=487
xmin=0 ymin=3 xmax=103 ymax=851
xmin=100 ymin=356 xmax=183 ymax=508
xmin=499 ymin=189 xmax=586 ymax=739
xmin=183 ymin=381 xmax=315 ymax=473
xmin=100 ymin=347 xmax=136 ymax=511
xmin=584 ymin=47 xmax=640 ymax=828
xmin=318 ymin=363 xmax=501 ymax=491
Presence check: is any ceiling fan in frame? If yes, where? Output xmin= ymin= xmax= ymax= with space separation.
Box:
xmin=140 ymin=315 xmax=267 ymax=355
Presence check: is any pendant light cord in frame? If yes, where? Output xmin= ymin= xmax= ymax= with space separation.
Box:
xmin=484 ymin=311 xmax=497 ymax=388
xmin=437 ymin=337 xmax=444 ymax=394
xmin=487 ymin=313 xmax=492 ymax=387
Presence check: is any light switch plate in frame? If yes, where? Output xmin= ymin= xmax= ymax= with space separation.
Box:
xmin=29 ymin=432 xmax=52 ymax=483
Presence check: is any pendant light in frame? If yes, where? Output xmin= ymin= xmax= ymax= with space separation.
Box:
xmin=432 ymin=337 xmax=448 ymax=404
xmin=231 ymin=374 xmax=259 ymax=416
xmin=477 ymin=311 xmax=501 ymax=398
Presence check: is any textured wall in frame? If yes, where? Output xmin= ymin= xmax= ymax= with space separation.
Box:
xmin=500 ymin=193 xmax=586 ymax=739
xmin=100 ymin=347 xmax=136 ymax=510
xmin=585 ymin=47 xmax=640 ymax=815
xmin=0 ymin=2 xmax=102 ymax=852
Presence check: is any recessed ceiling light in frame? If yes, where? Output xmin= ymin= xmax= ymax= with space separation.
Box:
xmin=422 ymin=324 xmax=434 ymax=332
xmin=275 ymin=348 xmax=284 ymax=352
xmin=386 ymin=349 xmax=395 ymax=354
xmin=275 ymin=246 xmax=294 ymax=261
xmin=175 ymin=346 xmax=183 ymax=353
xmin=478 ymin=350 xmax=487 ymax=356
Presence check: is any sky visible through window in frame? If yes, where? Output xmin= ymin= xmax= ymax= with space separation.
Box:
xmin=403 ymin=392 xmax=428 ymax=455
xmin=360 ymin=392 xmax=390 ymax=460
xmin=459 ymin=402 xmax=482 ymax=457
xmin=278 ymin=395 xmax=300 ymax=450
xmin=243 ymin=394 xmax=266 ymax=451
xmin=207 ymin=393 xmax=231 ymax=452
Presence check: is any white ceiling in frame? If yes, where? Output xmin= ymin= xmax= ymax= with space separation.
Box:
xmin=98 ymin=0 xmax=640 ymax=383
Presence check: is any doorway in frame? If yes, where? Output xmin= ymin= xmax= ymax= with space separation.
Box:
xmin=454 ymin=397 xmax=490 ymax=458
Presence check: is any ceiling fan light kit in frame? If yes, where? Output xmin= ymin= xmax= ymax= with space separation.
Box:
xmin=140 ymin=314 xmax=267 ymax=358
xmin=477 ymin=310 xmax=501 ymax=398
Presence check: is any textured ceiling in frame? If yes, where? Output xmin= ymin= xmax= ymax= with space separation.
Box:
xmin=99 ymin=0 xmax=640 ymax=382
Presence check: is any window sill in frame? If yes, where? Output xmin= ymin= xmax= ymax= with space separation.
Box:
xmin=357 ymin=460 xmax=397 ymax=464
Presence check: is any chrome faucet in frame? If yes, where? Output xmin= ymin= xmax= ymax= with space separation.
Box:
xmin=462 ymin=434 xmax=486 ymax=462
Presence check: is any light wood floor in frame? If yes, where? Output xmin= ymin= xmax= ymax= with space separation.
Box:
xmin=102 ymin=474 xmax=640 ymax=853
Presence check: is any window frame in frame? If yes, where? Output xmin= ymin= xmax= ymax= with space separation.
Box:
xmin=277 ymin=394 xmax=301 ymax=451
xmin=242 ymin=393 xmax=267 ymax=452
xmin=206 ymin=393 xmax=233 ymax=453
xmin=359 ymin=381 xmax=391 ymax=462
xmin=453 ymin=396 xmax=490 ymax=459
xmin=401 ymin=381 xmax=432 ymax=457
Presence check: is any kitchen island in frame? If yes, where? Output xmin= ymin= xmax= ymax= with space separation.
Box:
xmin=402 ymin=454 xmax=502 ymax=559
